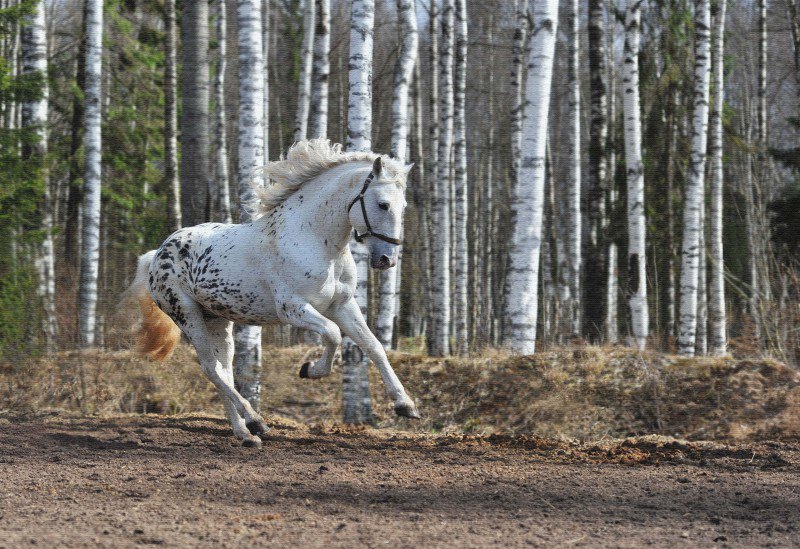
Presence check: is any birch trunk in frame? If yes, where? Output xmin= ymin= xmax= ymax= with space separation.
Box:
xmin=586 ymin=0 xmax=608 ymax=342
xmin=452 ymin=0 xmax=468 ymax=354
xmin=376 ymin=0 xmax=417 ymax=349
xmin=22 ymin=0 xmax=56 ymax=351
xmin=565 ymin=0 xmax=581 ymax=339
xmin=309 ymin=0 xmax=329 ymax=139
xmin=622 ymin=0 xmax=648 ymax=351
xmin=424 ymin=0 xmax=439 ymax=353
xmin=677 ymin=0 xmax=712 ymax=356
xmin=180 ymin=0 xmax=210 ymax=227
xmin=233 ymin=0 xmax=265 ymax=409
xmin=263 ymin=0 xmax=270 ymax=163
xmin=164 ymin=0 xmax=181 ymax=230
xmin=213 ymin=0 xmax=231 ymax=223
xmin=708 ymin=0 xmax=727 ymax=356
xmin=294 ymin=0 xmax=315 ymax=142
xmin=429 ymin=0 xmax=454 ymax=357
xmin=510 ymin=0 xmax=528 ymax=197
xmin=343 ymin=0 xmax=375 ymax=424
xmin=502 ymin=0 xmax=558 ymax=355
xmin=410 ymin=59 xmax=429 ymax=338
xmin=78 ymin=0 xmax=103 ymax=348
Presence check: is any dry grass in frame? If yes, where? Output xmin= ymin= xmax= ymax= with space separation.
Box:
xmin=1 ymin=343 xmax=799 ymax=442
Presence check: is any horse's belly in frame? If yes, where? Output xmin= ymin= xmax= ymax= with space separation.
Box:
xmin=193 ymin=286 xmax=279 ymax=325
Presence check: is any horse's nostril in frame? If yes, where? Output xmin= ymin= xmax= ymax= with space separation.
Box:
xmin=380 ymin=255 xmax=390 ymax=263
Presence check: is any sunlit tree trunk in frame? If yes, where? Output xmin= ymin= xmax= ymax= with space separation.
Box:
xmin=343 ymin=0 xmax=375 ymax=424
xmin=502 ymin=0 xmax=558 ymax=355
xmin=376 ymin=0 xmax=417 ymax=350
xmin=452 ymin=0 xmax=468 ymax=354
xmin=22 ymin=0 xmax=56 ymax=351
xmin=309 ymin=0 xmax=329 ymax=139
xmin=429 ymin=0 xmax=454 ymax=357
xmin=233 ymin=0 xmax=265 ymax=409
xmin=164 ymin=0 xmax=181 ymax=230
xmin=510 ymin=0 xmax=528 ymax=201
xmin=585 ymin=0 xmax=608 ymax=343
xmin=678 ymin=0 xmax=711 ymax=357
xmin=212 ymin=0 xmax=231 ymax=223
xmin=180 ymin=0 xmax=209 ymax=227
xmin=263 ymin=0 xmax=270 ymax=164
xmin=78 ymin=0 xmax=103 ymax=348
xmin=294 ymin=0 xmax=315 ymax=142
xmin=622 ymin=0 xmax=648 ymax=351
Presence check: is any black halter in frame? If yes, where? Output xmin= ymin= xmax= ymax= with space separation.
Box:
xmin=347 ymin=172 xmax=402 ymax=245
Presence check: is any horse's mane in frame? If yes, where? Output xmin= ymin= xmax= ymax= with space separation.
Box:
xmin=254 ymin=138 xmax=408 ymax=215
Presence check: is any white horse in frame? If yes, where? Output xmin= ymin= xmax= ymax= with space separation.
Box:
xmin=127 ymin=139 xmax=419 ymax=447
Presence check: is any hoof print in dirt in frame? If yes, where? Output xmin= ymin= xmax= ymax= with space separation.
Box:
xmin=394 ymin=404 xmax=421 ymax=419
xmin=242 ymin=437 xmax=262 ymax=448
xmin=246 ymin=421 xmax=270 ymax=437
xmin=299 ymin=362 xmax=311 ymax=379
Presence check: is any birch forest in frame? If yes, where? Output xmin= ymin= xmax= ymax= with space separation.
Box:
xmin=4 ymin=0 xmax=800 ymax=386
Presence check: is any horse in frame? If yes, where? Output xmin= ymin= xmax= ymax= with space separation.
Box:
xmin=126 ymin=139 xmax=419 ymax=447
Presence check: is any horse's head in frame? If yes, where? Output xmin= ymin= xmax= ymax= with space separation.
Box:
xmin=348 ymin=156 xmax=411 ymax=271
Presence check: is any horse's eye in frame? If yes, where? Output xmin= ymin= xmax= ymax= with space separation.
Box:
xmin=378 ymin=202 xmax=390 ymax=211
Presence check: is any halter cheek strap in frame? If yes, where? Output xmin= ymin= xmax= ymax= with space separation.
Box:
xmin=347 ymin=172 xmax=403 ymax=245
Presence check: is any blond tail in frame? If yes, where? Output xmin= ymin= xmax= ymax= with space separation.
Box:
xmin=129 ymin=251 xmax=182 ymax=361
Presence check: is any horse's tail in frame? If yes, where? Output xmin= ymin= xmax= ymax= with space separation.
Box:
xmin=128 ymin=250 xmax=181 ymax=361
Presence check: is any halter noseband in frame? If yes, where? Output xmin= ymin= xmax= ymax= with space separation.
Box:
xmin=347 ymin=172 xmax=402 ymax=245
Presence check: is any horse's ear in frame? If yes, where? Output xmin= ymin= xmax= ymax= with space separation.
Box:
xmin=372 ymin=156 xmax=383 ymax=177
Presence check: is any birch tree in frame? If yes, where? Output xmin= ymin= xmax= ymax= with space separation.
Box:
xmin=452 ymin=0 xmax=468 ymax=354
xmin=622 ymin=0 xmax=648 ymax=350
xmin=376 ymin=0 xmax=417 ymax=349
xmin=343 ymin=0 xmax=375 ymax=424
xmin=510 ymin=0 xmax=528 ymax=199
xmin=21 ymin=0 xmax=56 ymax=350
xmin=678 ymin=0 xmax=712 ymax=356
xmin=586 ymin=0 xmax=608 ymax=342
xmin=180 ymin=0 xmax=210 ymax=227
xmin=78 ymin=0 xmax=103 ymax=347
xmin=233 ymin=0 xmax=265 ymax=409
xmin=424 ymin=0 xmax=439 ymax=353
xmin=212 ymin=0 xmax=231 ymax=223
xmin=565 ymin=0 xmax=581 ymax=338
xmin=309 ymin=0 xmax=329 ymax=139
xmin=708 ymin=0 xmax=727 ymax=356
xmin=164 ymin=0 xmax=181 ymax=230
xmin=263 ymin=0 xmax=270 ymax=164
xmin=503 ymin=0 xmax=558 ymax=355
xmin=294 ymin=0 xmax=315 ymax=142
xmin=429 ymin=0 xmax=454 ymax=357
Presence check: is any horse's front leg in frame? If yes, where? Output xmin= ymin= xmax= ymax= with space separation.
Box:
xmin=329 ymin=297 xmax=420 ymax=419
xmin=276 ymin=297 xmax=341 ymax=379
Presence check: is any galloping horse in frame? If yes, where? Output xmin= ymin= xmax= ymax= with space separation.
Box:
xmin=127 ymin=139 xmax=419 ymax=447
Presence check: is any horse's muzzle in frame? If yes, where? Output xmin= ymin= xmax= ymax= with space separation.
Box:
xmin=370 ymin=253 xmax=396 ymax=270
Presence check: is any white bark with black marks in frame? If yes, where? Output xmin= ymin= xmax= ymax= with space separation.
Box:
xmin=344 ymin=0 xmax=375 ymax=423
xmin=164 ymin=0 xmax=181 ymax=230
xmin=708 ymin=0 xmax=727 ymax=356
xmin=503 ymin=0 xmax=558 ymax=355
xmin=213 ymin=0 xmax=232 ymax=223
xmin=22 ymin=0 xmax=56 ymax=351
xmin=295 ymin=0 xmax=315 ymax=142
xmin=678 ymin=0 xmax=711 ymax=356
xmin=452 ymin=0 xmax=468 ymax=355
xmin=376 ymin=0 xmax=417 ymax=349
xmin=309 ymin=0 xmax=329 ymax=139
xmin=234 ymin=0 xmax=265 ymax=408
xmin=78 ymin=0 xmax=103 ymax=348
xmin=565 ymin=0 xmax=581 ymax=338
xmin=623 ymin=0 xmax=648 ymax=350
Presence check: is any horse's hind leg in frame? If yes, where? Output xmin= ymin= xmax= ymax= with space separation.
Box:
xmin=166 ymin=292 xmax=267 ymax=446
xmin=206 ymin=319 xmax=262 ymax=444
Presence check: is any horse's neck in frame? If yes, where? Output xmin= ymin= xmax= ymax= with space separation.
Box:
xmin=257 ymin=162 xmax=368 ymax=252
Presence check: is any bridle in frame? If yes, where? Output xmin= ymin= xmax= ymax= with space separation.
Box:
xmin=347 ymin=171 xmax=402 ymax=245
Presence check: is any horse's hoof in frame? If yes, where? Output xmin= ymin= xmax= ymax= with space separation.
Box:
xmin=242 ymin=437 xmax=262 ymax=448
xmin=394 ymin=403 xmax=421 ymax=419
xmin=246 ymin=420 xmax=270 ymax=436
xmin=299 ymin=361 xmax=311 ymax=379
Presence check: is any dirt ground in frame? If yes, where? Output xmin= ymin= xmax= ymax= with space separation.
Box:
xmin=0 ymin=413 xmax=798 ymax=548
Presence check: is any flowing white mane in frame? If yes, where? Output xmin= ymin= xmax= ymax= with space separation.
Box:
xmin=254 ymin=139 xmax=408 ymax=215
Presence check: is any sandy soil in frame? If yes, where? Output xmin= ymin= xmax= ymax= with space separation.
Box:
xmin=0 ymin=413 xmax=798 ymax=548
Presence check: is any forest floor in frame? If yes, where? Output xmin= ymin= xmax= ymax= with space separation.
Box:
xmin=0 ymin=412 xmax=799 ymax=547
